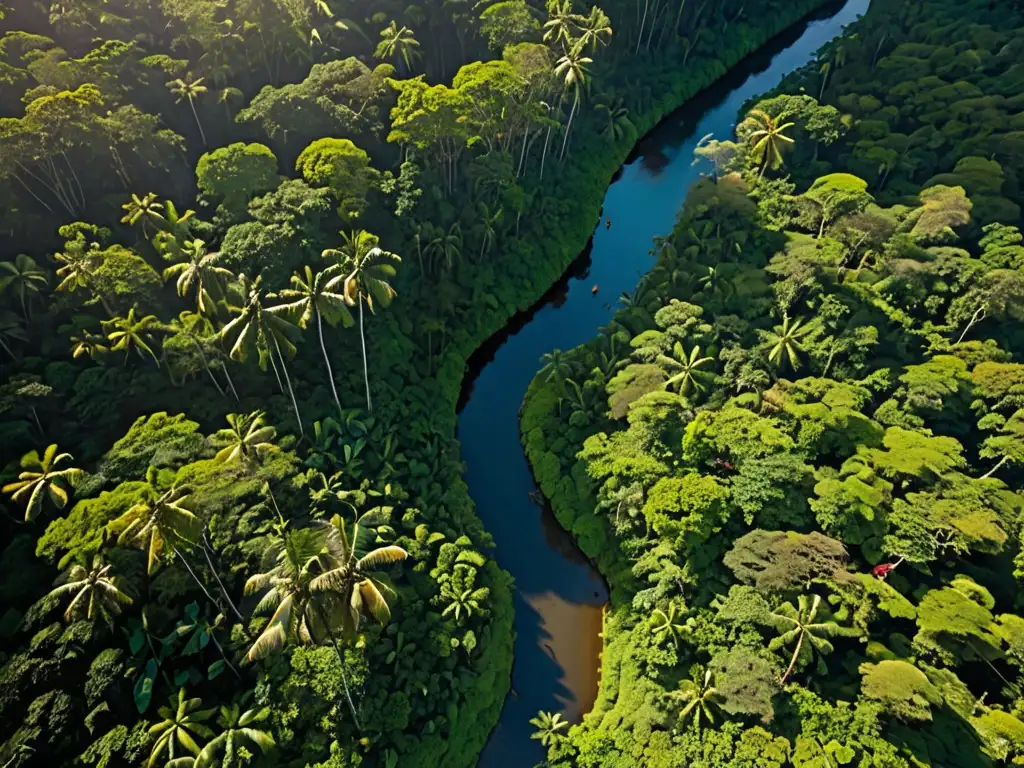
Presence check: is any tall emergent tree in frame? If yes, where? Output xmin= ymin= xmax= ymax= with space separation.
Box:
xmin=221 ymin=275 xmax=305 ymax=436
xmin=323 ymin=231 xmax=401 ymax=412
xmin=270 ymin=265 xmax=353 ymax=414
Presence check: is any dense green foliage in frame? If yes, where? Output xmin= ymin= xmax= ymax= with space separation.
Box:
xmin=0 ymin=0 xmax=845 ymax=765
xmin=522 ymin=0 xmax=1024 ymax=765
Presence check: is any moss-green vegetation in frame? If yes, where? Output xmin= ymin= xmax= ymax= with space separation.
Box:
xmin=0 ymin=0 xmax=841 ymax=765
xmin=522 ymin=0 xmax=1024 ymax=764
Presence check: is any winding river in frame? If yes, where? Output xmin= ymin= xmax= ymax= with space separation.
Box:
xmin=456 ymin=0 xmax=869 ymax=763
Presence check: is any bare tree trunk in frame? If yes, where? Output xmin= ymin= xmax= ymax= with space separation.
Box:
xmin=980 ymin=455 xmax=1008 ymax=480
xmin=956 ymin=304 xmax=987 ymax=344
xmin=208 ymin=630 xmax=242 ymax=679
xmin=190 ymin=338 xmax=225 ymax=397
xmin=266 ymin=342 xmax=285 ymax=393
xmin=780 ymin=630 xmax=805 ymax=685
xmin=272 ymin=334 xmax=304 ymax=437
xmin=201 ymin=533 xmax=246 ymax=624
xmin=358 ymin=297 xmax=372 ymax=411
xmin=558 ymin=89 xmax=579 ymax=161
xmin=174 ymin=547 xmax=220 ymax=607
xmin=317 ymin=310 xmax=342 ymax=413
xmin=674 ymin=0 xmax=687 ymax=34
xmin=636 ymin=0 xmax=649 ymax=54
xmin=539 ymin=124 xmax=554 ymax=181
xmin=188 ymin=97 xmax=208 ymax=146
xmin=318 ymin=606 xmax=362 ymax=730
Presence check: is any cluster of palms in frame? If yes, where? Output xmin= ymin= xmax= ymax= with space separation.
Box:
xmin=243 ymin=511 xmax=408 ymax=727
xmin=640 ymin=592 xmax=850 ymax=734
xmin=146 ymin=688 xmax=274 ymax=768
xmin=9 ymin=405 xmax=409 ymax=743
xmin=542 ymin=2 xmax=614 ymax=170
xmin=51 ymin=194 xmax=404 ymax=431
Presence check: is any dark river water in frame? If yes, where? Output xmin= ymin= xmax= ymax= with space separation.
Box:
xmin=455 ymin=0 xmax=870 ymax=763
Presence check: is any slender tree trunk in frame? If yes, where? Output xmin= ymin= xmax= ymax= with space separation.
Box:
xmin=780 ymin=631 xmax=805 ymax=685
xmin=539 ymin=124 xmax=554 ymax=181
xmin=317 ymin=311 xmax=342 ymax=414
xmin=174 ymin=547 xmax=220 ymax=607
xmin=559 ymin=89 xmax=579 ymax=161
xmin=636 ymin=0 xmax=649 ymax=54
xmin=645 ymin=0 xmax=663 ymax=50
xmin=61 ymin=150 xmax=86 ymax=212
xmin=516 ymin=130 xmax=530 ymax=179
xmin=358 ymin=297 xmax=372 ymax=411
xmin=674 ymin=0 xmax=687 ymax=35
xmin=956 ymin=305 xmax=987 ymax=344
xmin=191 ymin=339 xmax=225 ymax=397
xmin=30 ymin=406 xmax=44 ymax=437
xmin=188 ymin=97 xmax=208 ymax=146
xmin=201 ymin=533 xmax=246 ymax=624
xmin=318 ymin=607 xmax=362 ymax=730
xmin=272 ymin=334 xmax=304 ymax=436
xmin=209 ymin=630 xmax=241 ymax=679
xmin=266 ymin=341 xmax=285 ymax=393
xmin=980 ymin=455 xmax=1009 ymax=480
xmin=219 ymin=354 xmax=240 ymax=401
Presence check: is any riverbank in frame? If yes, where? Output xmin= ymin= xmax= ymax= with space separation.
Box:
xmin=514 ymin=0 xmax=869 ymax=755
xmin=429 ymin=0 xmax=844 ymax=763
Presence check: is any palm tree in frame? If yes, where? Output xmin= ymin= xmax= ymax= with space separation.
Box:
xmin=672 ymin=669 xmax=719 ymax=730
xmin=762 ymin=313 xmax=812 ymax=372
xmin=323 ymin=232 xmax=401 ymax=412
xmin=425 ymin=223 xmax=463 ymax=273
xmin=0 ymin=254 xmax=48 ymax=319
xmin=0 ymin=311 xmax=28 ymax=358
xmin=103 ymin=308 xmax=162 ymax=366
xmin=818 ymin=42 xmax=847 ymax=101
xmin=740 ymin=108 xmax=795 ymax=177
xmin=195 ymin=696 xmax=275 ymax=767
xmin=596 ymin=98 xmax=634 ymax=142
xmin=147 ymin=688 xmax=215 ymax=768
xmin=441 ymin=584 xmax=490 ymax=622
xmin=168 ymin=76 xmax=209 ymax=146
xmin=529 ymin=711 xmax=570 ymax=747
xmin=152 ymin=201 xmax=198 ymax=262
xmin=269 ymin=265 xmax=353 ymax=414
xmin=48 ymin=556 xmax=133 ymax=625
xmin=212 ymin=411 xmax=279 ymax=464
xmin=163 ymin=240 xmax=233 ymax=316
xmin=110 ymin=476 xmax=202 ymax=576
xmin=242 ymin=526 xmax=369 ymax=726
xmin=54 ymin=249 xmax=115 ymax=316
xmin=375 ymin=21 xmax=421 ymax=74
xmin=577 ymin=6 xmax=613 ymax=52
xmin=555 ymin=48 xmax=592 ymax=161
xmin=475 ymin=204 xmax=503 ymax=262
xmin=539 ymin=348 xmax=574 ymax=388
xmin=543 ymin=0 xmax=582 ymax=50
xmin=651 ymin=601 xmax=690 ymax=648
xmin=121 ymin=192 xmax=167 ymax=236
xmin=769 ymin=593 xmax=844 ymax=684
xmin=658 ymin=342 xmax=713 ymax=396
xmin=221 ymin=274 xmax=304 ymax=436
xmin=309 ymin=513 xmax=408 ymax=639
xmin=173 ymin=311 xmax=234 ymax=399
xmin=311 ymin=513 xmax=407 ymax=723
xmin=243 ymin=527 xmax=323 ymax=664
xmin=2 ymin=444 xmax=82 ymax=522
xmin=70 ymin=329 xmax=108 ymax=360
